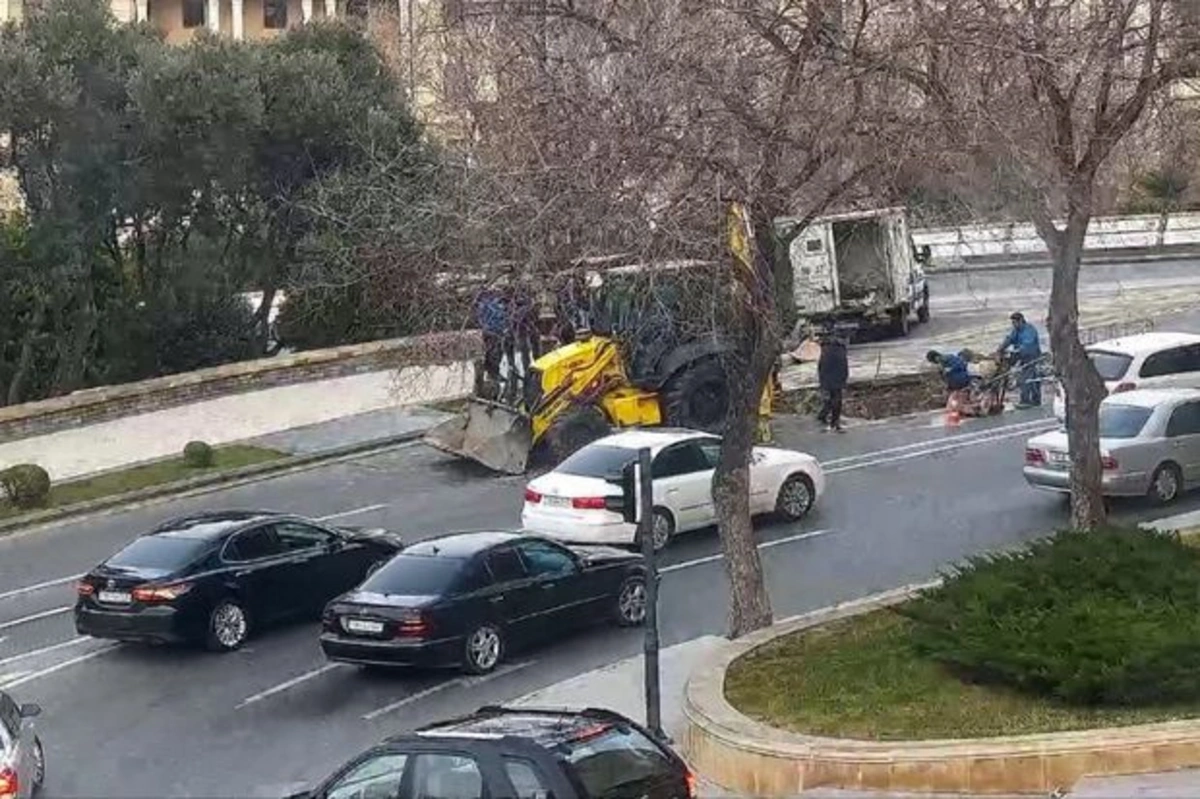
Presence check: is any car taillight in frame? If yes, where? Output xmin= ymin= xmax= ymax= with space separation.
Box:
xmin=132 ymin=583 xmax=193 ymax=603
xmin=572 ymin=496 xmax=607 ymax=510
xmin=1113 ymin=381 xmax=1137 ymax=393
xmin=76 ymin=580 xmax=95 ymax=596
xmin=394 ymin=611 xmax=432 ymax=638
xmin=524 ymin=488 xmax=542 ymax=504
xmin=685 ymin=769 xmax=698 ymax=799
xmin=1024 ymin=448 xmax=1046 ymax=465
xmin=0 ymin=766 xmax=18 ymax=798
xmin=1101 ymin=455 xmax=1119 ymax=470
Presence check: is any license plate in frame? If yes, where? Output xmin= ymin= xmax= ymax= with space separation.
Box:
xmin=544 ymin=496 xmax=571 ymax=508
xmin=1049 ymin=452 xmax=1070 ymax=465
xmin=345 ymin=618 xmax=384 ymax=634
xmin=98 ymin=590 xmax=131 ymax=604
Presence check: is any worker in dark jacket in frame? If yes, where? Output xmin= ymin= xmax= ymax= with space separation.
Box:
xmin=998 ymin=311 xmax=1043 ymax=408
xmin=927 ymin=349 xmax=971 ymax=391
xmin=817 ymin=334 xmax=849 ymax=433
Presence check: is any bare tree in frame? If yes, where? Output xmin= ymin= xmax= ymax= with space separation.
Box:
xmin=876 ymin=0 xmax=1200 ymax=526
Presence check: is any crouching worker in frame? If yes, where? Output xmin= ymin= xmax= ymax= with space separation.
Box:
xmin=926 ymin=349 xmax=973 ymax=414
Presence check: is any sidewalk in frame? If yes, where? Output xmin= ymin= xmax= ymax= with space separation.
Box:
xmin=0 ymin=363 xmax=471 ymax=481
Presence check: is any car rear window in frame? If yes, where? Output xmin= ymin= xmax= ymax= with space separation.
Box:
xmin=1087 ymin=349 xmax=1133 ymax=381
xmin=1099 ymin=404 xmax=1154 ymax=439
xmin=359 ymin=555 xmax=464 ymax=595
xmin=107 ymin=535 xmax=211 ymax=571
xmin=558 ymin=725 xmax=679 ymax=798
xmin=556 ymin=446 xmax=637 ymax=479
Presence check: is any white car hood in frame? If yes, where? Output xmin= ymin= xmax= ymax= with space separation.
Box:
xmin=753 ymin=446 xmax=819 ymax=469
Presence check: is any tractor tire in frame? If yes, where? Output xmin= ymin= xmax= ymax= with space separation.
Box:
xmin=661 ymin=357 xmax=731 ymax=433
xmin=541 ymin=406 xmax=611 ymax=465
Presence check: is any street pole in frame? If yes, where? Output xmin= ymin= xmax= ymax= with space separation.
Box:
xmin=636 ymin=447 xmax=664 ymax=740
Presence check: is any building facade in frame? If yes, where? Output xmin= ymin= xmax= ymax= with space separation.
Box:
xmin=1 ymin=0 xmax=343 ymax=42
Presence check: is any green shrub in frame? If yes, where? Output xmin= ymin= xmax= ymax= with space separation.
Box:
xmin=182 ymin=441 xmax=215 ymax=468
xmin=0 ymin=464 xmax=52 ymax=508
xmin=902 ymin=527 xmax=1200 ymax=707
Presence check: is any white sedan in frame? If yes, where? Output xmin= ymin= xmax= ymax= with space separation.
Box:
xmin=521 ymin=429 xmax=825 ymax=551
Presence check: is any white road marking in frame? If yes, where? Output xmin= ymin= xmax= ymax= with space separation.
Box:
xmin=821 ymin=417 xmax=1056 ymax=468
xmin=362 ymin=660 xmax=537 ymax=721
xmin=659 ymin=529 xmax=835 ymax=574
xmin=825 ymin=424 xmax=1051 ymax=475
xmin=0 ymin=605 xmax=72 ymax=631
xmin=0 ymin=636 xmax=90 ymax=667
xmin=0 ymin=643 xmax=118 ymax=689
xmin=317 ymin=504 xmax=388 ymax=522
xmin=0 ymin=573 xmax=84 ymax=602
xmin=236 ymin=663 xmax=349 ymax=709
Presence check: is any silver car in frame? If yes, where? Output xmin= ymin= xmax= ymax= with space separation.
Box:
xmin=0 ymin=690 xmax=44 ymax=799
xmin=1024 ymin=388 xmax=1200 ymax=504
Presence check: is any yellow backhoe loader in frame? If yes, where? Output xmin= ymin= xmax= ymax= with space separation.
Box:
xmin=424 ymin=205 xmax=773 ymax=474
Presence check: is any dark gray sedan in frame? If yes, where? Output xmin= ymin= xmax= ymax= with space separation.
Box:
xmin=1024 ymin=388 xmax=1200 ymax=504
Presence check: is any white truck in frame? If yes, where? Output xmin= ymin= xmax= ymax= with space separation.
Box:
xmin=784 ymin=207 xmax=931 ymax=337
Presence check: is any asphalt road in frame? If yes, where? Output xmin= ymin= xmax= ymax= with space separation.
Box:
xmin=2 ymin=282 xmax=1198 ymax=799
xmin=5 ymin=407 xmax=1200 ymax=798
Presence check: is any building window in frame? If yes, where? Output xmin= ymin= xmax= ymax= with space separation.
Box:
xmin=182 ymin=0 xmax=205 ymax=27
xmin=264 ymin=0 xmax=287 ymax=28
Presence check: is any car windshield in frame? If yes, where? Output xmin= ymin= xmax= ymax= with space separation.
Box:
xmin=1098 ymin=404 xmax=1154 ymax=439
xmin=556 ymin=445 xmax=637 ymax=479
xmin=559 ymin=725 xmax=678 ymax=799
xmin=1088 ymin=349 xmax=1133 ymax=382
xmin=107 ymin=535 xmax=210 ymax=572
xmin=359 ymin=555 xmax=463 ymax=596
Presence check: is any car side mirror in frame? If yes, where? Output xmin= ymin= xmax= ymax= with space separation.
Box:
xmin=19 ymin=703 xmax=41 ymax=718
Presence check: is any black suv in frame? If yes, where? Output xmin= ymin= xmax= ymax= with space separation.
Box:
xmin=292 ymin=706 xmax=696 ymax=799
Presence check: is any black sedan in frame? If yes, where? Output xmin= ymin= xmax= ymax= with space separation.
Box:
xmin=320 ymin=531 xmax=647 ymax=674
xmin=75 ymin=510 xmax=404 ymax=652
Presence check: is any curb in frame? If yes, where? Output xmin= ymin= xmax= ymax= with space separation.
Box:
xmin=0 ymin=430 xmax=430 ymax=538
xmin=929 ymin=249 xmax=1200 ymax=274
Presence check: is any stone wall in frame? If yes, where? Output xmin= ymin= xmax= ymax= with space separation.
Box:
xmin=0 ymin=330 xmax=481 ymax=443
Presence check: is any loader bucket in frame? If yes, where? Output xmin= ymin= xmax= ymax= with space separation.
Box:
xmin=423 ymin=399 xmax=534 ymax=475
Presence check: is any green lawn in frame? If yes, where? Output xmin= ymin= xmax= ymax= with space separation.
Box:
xmin=724 ymin=609 xmax=1200 ymax=741
xmin=0 ymin=445 xmax=284 ymax=521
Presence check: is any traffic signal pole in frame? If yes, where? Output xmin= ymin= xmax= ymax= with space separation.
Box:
xmin=636 ymin=447 xmax=664 ymax=740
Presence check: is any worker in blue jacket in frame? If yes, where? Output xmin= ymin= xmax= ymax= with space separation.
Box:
xmin=926 ymin=350 xmax=971 ymax=391
xmin=998 ymin=311 xmax=1042 ymax=408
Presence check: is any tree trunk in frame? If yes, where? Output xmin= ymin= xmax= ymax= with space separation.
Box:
xmin=711 ymin=202 xmax=780 ymax=638
xmin=1041 ymin=197 xmax=1107 ymax=529
xmin=6 ymin=301 xmax=47 ymax=406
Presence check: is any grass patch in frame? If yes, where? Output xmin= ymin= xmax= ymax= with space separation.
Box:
xmin=725 ymin=609 xmax=1200 ymax=741
xmin=0 ymin=444 xmax=284 ymax=521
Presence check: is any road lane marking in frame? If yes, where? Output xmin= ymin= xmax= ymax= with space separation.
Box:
xmin=0 ymin=643 xmax=119 ymax=689
xmin=317 ymin=504 xmax=388 ymax=522
xmin=362 ymin=660 xmax=537 ymax=721
xmin=0 ymin=606 xmax=72 ymax=631
xmin=821 ymin=417 xmax=1056 ymax=468
xmin=825 ymin=424 xmax=1052 ymax=475
xmin=0 ymin=636 xmax=90 ymax=667
xmin=0 ymin=574 xmax=84 ymax=602
xmin=660 ymin=529 xmax=835 ymax=574
xmin=236 ymin=663 xmax=349 ymax=709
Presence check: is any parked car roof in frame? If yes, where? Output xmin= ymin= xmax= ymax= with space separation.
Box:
xmin=1089 ymin=332 xmax=1200 ymax=356
xmin=149 ymin=509 xmax=284 ymax=540
xmin=403 ymin=531 xmax=522 ymax=558
xmin=412 ymin=705 xmax=644 ymax=747
xmin=1103 ymin=387 xmax=1200 ymax=409
xmin=587 ymin=428 xmax=716 ymax=452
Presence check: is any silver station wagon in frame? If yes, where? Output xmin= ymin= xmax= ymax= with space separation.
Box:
xmin=1025 ymin=388 xmax=1200 ymax=504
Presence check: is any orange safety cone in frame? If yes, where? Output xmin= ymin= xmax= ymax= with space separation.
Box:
xmin=944 ymin=392 xmax=963 ymax=427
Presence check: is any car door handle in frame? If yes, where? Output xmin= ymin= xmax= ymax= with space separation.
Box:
xmin=541 ymin=582 xmax=557 ymax=591
xmin=489 ymin=595 xmax=505 ymax=604
xmin=235 ymin=570 xmax=251 ymax=577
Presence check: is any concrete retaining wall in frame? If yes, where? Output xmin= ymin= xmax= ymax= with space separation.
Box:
xmin=683 ymin=584 xmax=1200 ymax=795
xmin=0 ymin=330 xmax=481 ymax=443
xmin=913 ymin=212 xmax=1200 ymax=268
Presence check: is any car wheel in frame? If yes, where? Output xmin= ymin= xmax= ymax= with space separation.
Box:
xmin=614 ymin=575 xmax=648 ymax=627
xmin=1149 ymin=463 xmax=1183 ymax=505
xmin=206 ymin=598 xmax=250 ymax=652
xmin=775 ymin=473 xmax=815 ymax=521
xmin=31 ymin=735 xmax=45 ymax=792
xmin=636 ymin=508 xmax=674 ymax=552
xmin=463 ymin=622 xmax=504 ymax=675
